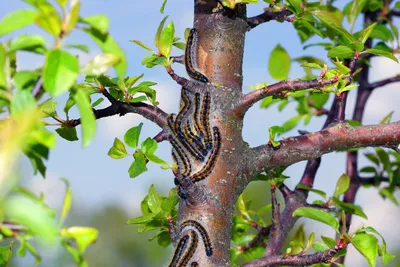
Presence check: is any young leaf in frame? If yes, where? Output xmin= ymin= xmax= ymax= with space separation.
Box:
xmin=160 ymin=0 xmax=168 ymax=14
xmin=43 ymin=49 xmax=79 ymax=96
xmin=269 ymin=44 xmax=291 ymax=80
xmin=296 ymin=184 xmax=327 ymax=199
xmin=268 ymin=126 xmax=285 ymax=147
xmin=59 ymin=178 xmax=72 ymax=226
xmin=0 ymin=9 xmax=37 ymax=37
xmin=108 ymin=138 xmax=128 ymax=159
xmin=130 ymin=40 xmax=153 ymax=52
xmin=81 ymin=53 xmax=121 ymax=76
xmin=74 ymin=88 xmax=96 ymax=147
xmin=9 ymin=35 xmax=47 ymax=54
xmin=351 ymin=233 xmax=378 ymax=267
xmin=328 ymin=45 xmax=354 ymax=59
xmin=128 ymin=151 xmax=148 ymax=178
xmin=364 ymin=49 xmax=398 ymax=63
xmin=124 ymin=123 xmax=143 ymax=148
xmin=154 ymin=16 xmax=168 ymax=48
xmin=85 ymin=28 xmax=127 ymax=80
xmin=358 ymin=23 xmax=377 ymax=44
xmin=334 ymin=174 xmax=350 ymax=197
xmin=61 ymin=227 xmax=98 ymax=254
xmin=81 ymin=14 xmax=109 ymax=34
xmin=292 ymin=207 xmax=339 ymax=232
xmin=56 ymin=127 xmax=79 ymax=141
xmin=0 ymin=44 xmax=6 ymax=89
xmin=158 ymin=21 xmax=175 ymax=58
xmin=35 ymin=8 xmax=62 ymax=37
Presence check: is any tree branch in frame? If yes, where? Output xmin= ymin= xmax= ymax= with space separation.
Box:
xmin=166 ymin=68 xmax=209 ymax=93
xmin=242 ymin=246 xmax=344 ymax=267
xmin=247 ymin=10 xmax=293 ymax=30
xmin=251 ymin=122 xmax=400 ymax=172
xmin=171 ymin=55 xmax=184 ymax=64
xmin=368 ymin=76 xmax=400 ymax=90
xmin=68 ymin=90 xmax=168 ymax=129
xmin=240 ymin=225 xmax=272 ymax=251
xmin=235 ymin=77 xmax=338 ymax=117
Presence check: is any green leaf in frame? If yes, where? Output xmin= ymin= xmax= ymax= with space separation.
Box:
xmin=358 ymin=23 xmax=377 ymax=44
xmin=282 ymin=115 xmax=302 ymax=132
xmin=351 ymin=233 xmax=378 ymax=267
xmin=107 ymin=138 xmax=128 ymax=159
xmin=290 ymin=224 xmax=305 ymax=254
xmin=65 ymin=44 xmax=90 ymax=53
xmin=363 ymin=226 xmax=395 ymax=265
xmin=269 ymin=44 xmax=291 ymax=80
xmin=313 ymin=241 xmax=330 ymax=252
xmin=380 ymin=111 xmax=393 ymax=124
xmin=130 ymin=40 xmax=153 ymax=52
xmin=0 ymin=243 xmax=13 ymax=265
xmin=321 ymin=235 xmax=336 ymax=248
xmin=9 ymin=35 xmax=47 ymax=54
xmin=85 ymin=28 xmax=127 ymax=80
xmin=147 ymin=184 xmax=162 ymax=214
xmin=43 ymin=49 xmax=79 ymax=96
xmin=59 ymin=178 xmax=72 ymax=226
xmin=128 ymin=151 xmax=148 ymax=178
xmin=328 ymin=45 xmax=354 ymax=59
xmin=35 ymin=8 xmax=62 ymax=37
xmin=0 ymin=9 xmax=37 ymax=37
xmin=61 ymin=226 xmax=98 ymax=254
xmin=370 ymin=24 xmax=393 ymax=41
xmin=4 ymin=195 xmax=58 ymax=243
xmin=154 ymin=16 xmax=168 ymax=48
xmin=158 ymin=21 xmax=175 ymax=58
xmin=126 ymin=214 xmax=156 ymax=224
xmin=160 ymin=195 xmax=179 ymax=214
xmin=81 ymin=53 xmax=121 ymax=76
xmin=160 ymin=0 xmax=168 ymax=13
xmin=364 ymin=49 xmax=398 ymax=63
xmin=268 ymin=126 xmax=285 ymax=147
xmin=292 ymin=207 xmax=339 ymax=232
xmin=0 ymin=44 xmax=6 ymax=89
xmin=56 ymin=127 xmax=79 ymax=141
xmin=330 ymin=197 xmax=368 ymax=219
xmin=81 ymin=14 xmax=109 ymax=34
xmin=348 ymin=0 xmax=368 ymax=32
xmin=334 ymin=174 xmax=350 ymax=197
xmin=10 ymin=90 xmax=37 ymax=120
xmin=66 ymin=1 xmax=80 ymax=34
xmin=296 ymin=184 xmax=327 ymax=199
xmin=74 ymin=88 xmax=96 ymax=147
xmin=124 ymin=123 xmax=143 ymax=148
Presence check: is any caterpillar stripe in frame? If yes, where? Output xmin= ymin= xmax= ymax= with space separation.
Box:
xmin=168 ymin=115 xmax=205 ymax=162
xmin=190 ymin=126 xmax=221 ymax=183
xmin=178 ymin=231 xmax=198 ymax=267
xmin=193 ymin=93 xmax=203 ymax=138
xmin=184 ymin=122 xmax=207 ymax=156
xmin=175 ymin=89 xmax=191 ymax=133
xmin=181 ymin=220 xmax=213 ymax=257
xmin=200 ymin=92 xmax=212 ymax=150
xmin=185 ymin=28 xmax=208 ymax=83
xmin=168 ymin=234 xmax=189 ymax=267
xmin=169 ymin=135 xmax=191 ymax=177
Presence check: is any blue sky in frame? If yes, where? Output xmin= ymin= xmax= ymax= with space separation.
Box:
xmin=2 ymin=1 xmax=400 ymax=266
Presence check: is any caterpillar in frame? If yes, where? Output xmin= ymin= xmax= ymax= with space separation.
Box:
xmin=175 ymin=89 xmax=191 ymax=134
xmin=178 ymin=231 xmax=199 ymax=267
xmin=168 ymin=115 xmax=205 ymax=162
xmin=181 ymin=220 xmax=213 ymax=257
xmin=190 ymin=126 xmax=221 ymax=183
xmin=192 ymin=93 xmax=203 ymax=138
xmin=169 ymin=135 xmax=191 ymax=177
xmin=184 ymin=122 xmax=207 ymax=156
xmin=200 ymin=92 xmax=212 ymax=150
xmin=185 ymin=28 xmax=209 ymax=83
xmin=168 ymin=234 xmax=189 ymax=267
xmin=191 ymin=262 xmax=199 ymax=267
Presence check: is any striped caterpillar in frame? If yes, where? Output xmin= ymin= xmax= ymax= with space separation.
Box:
xmin=168 ymin=220 xmax=213 ymax=267
xmin=185 ymin=28 xmax=208 ymax=83
xmin=199 ymin=92 xmax=212 ymax=150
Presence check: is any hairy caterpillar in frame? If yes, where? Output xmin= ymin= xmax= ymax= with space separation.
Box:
xmin=169 ymin=136 xmax=191 ymax=177
xmin=168 ymin=115 xmax=205 ymax=162
xmin=184 ymin=122 xmax=207 ymax=156
xmin=168 ymin=234 xmax=189 ymax=267
xmin=192 ymin=93 xmax=203 ymax=138
xmin=185 ymin=28 xmax=209 ymax=83
xmin=181 ymin=220 xmax=213 ymax=257
xmin=178 ymin=231 xmax=199 ymax=267
xmin=190 ymin=126 xmax=221 ymax=183
xmin=200 ymin=92 xmax=212 ymax=150
xmin=175 ymin=89 xmax=191 ymax=134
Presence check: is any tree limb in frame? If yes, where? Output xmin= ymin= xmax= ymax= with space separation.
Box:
xmin=242 ymin=246 xmax=344 ymax=267
xmin=68 ymin=89 xmax=168 ymax=129
xmin=251 ymin=122 xmax=400 ymax=172
xmin=368 ymin=76 xmax=400 ymax=90
xmin=247 ymin=10 xmax=293 ymax=30
xmin=235 ymin=77 xmax=338 ymax=117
